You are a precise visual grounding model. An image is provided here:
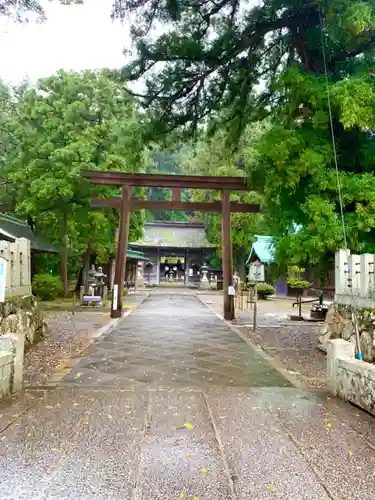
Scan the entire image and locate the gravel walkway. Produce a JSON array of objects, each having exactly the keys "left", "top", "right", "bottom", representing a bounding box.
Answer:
[
  {"left": 197, "top": 292, "right": 326, "bottom": 388},
  {"left": 23, "top": 291, "right": 149, "bottom": 387},
  {"left": 244, "top": 324, "right": 326, "bottom": 388},
  {"left": 23, "top": 311, "right": 110, "bottom": 387}
]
